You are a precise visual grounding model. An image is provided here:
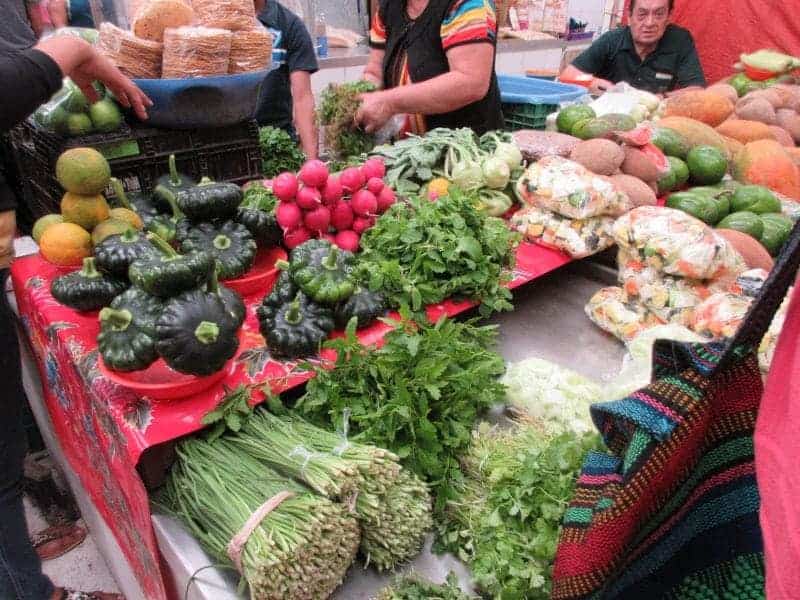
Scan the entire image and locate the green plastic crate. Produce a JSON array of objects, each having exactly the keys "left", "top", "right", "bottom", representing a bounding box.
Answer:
[{"left": 502, "top": 102, "right": 558, "bottom": 131}]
